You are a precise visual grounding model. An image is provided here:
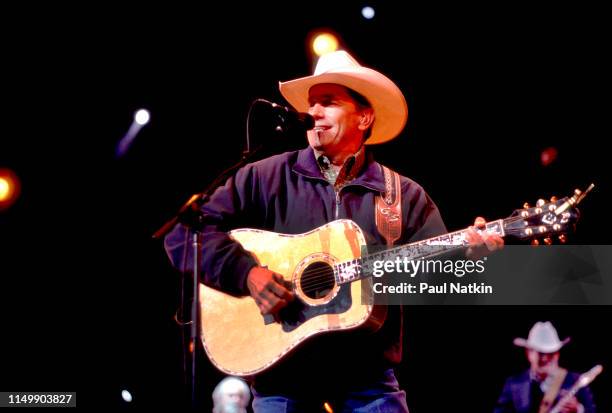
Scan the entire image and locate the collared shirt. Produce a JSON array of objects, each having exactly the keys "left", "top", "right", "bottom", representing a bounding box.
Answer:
[{"left": 314, "top": 145, "right": 366, "bottom": 190}]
